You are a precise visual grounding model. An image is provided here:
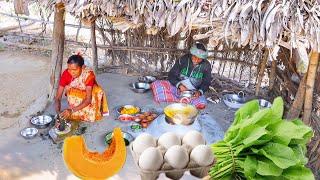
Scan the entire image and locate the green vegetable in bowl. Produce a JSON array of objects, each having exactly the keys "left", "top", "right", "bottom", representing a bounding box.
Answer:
[{"left": 209, "top": 97, "right": 314, "bottom": 180}]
